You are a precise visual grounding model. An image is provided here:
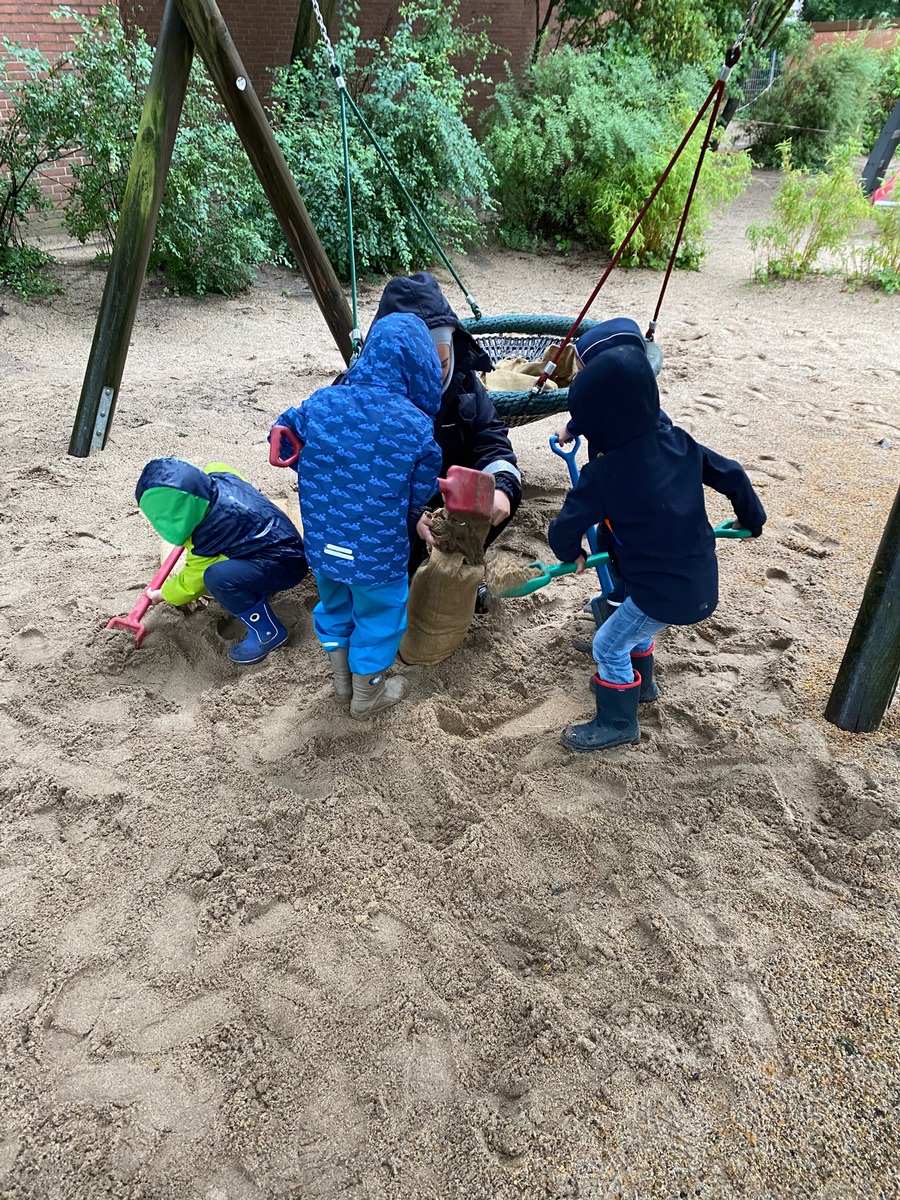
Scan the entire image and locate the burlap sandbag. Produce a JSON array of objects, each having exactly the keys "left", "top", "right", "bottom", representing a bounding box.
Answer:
[
  {"left": 485, "top": 368, "right": 558, "bottom": 393},
  {"left": 485, "top": 343, "right": 580, "bottom": 390},
  {"left": 400, "top": 510, "right": 489, "bottom": 666}
]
